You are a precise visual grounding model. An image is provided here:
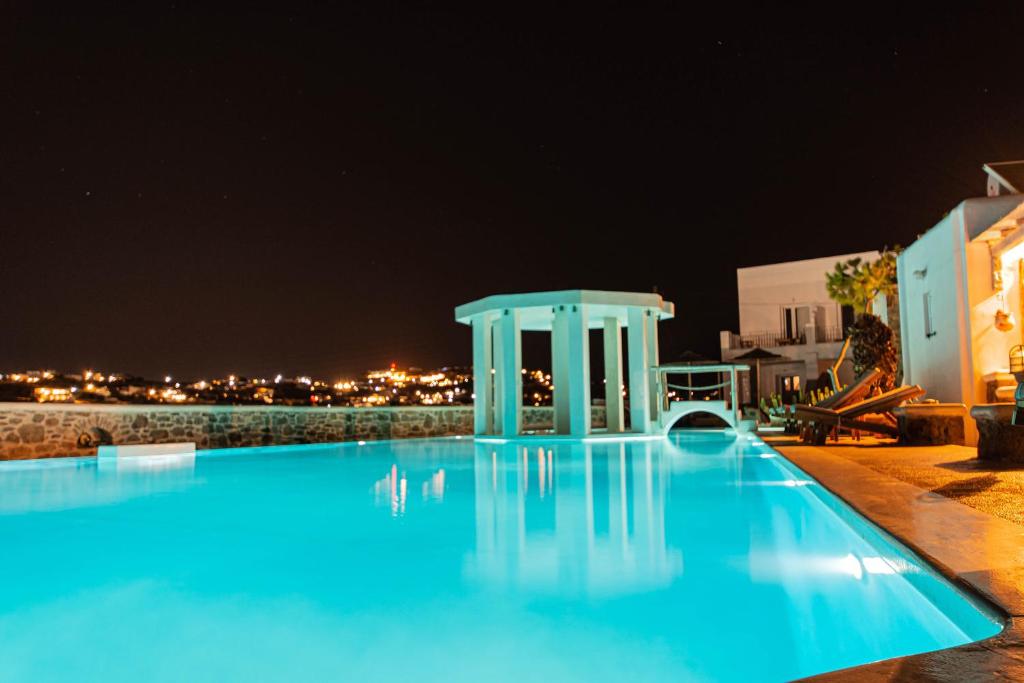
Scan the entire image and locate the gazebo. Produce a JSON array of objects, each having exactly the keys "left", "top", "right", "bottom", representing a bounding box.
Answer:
[{"left": 455, "top": 290, "right": 675, "bottom": 437}]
